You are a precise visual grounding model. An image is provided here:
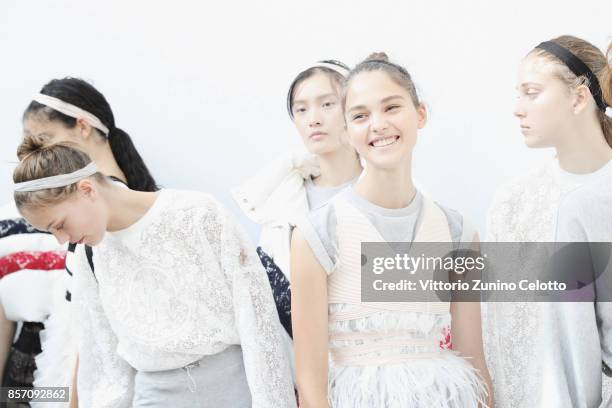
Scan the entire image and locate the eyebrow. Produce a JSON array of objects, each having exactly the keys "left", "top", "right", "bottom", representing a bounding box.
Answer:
[
  {"left": 518, "top": 82, "right": 542, "bottom": 89},
  {"left": 293, "top": 93, "right": 338, "bottom": 106},
  {"left": 347, "top": 94, "right": 405, "bottom": 113}
]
